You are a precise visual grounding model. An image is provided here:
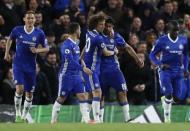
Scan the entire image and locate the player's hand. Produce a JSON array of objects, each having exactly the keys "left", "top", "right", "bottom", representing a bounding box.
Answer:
[
  {"left": 114, "top": 47, "right": 118, "bottom": 55},
  {"left": 186, "top": 98, "right": 190, "bottom": 104},
  {"left": 137, "top": 59, "right": 144, "bottom": 68},
  {"left": 4, "top": 53, "right": 11, "bottom": 61},
  {"left": 184, "top": 71, "right": 190, "bottom": 78},
  {"left": 160, "top": 64, "right": 170, "bottom": 70},
  {"left": 139, "top": 84, "right": 145, "bottom": 91},
  {"left": 109, "top": 29, "right": 114, "bottom": 38},
  {"left": 83, "top": 66, "right": 93, "bottom": 75},
  {"left": 89, "top": 6, "right": 96, "bottom": 12},
  {"left": 30, "top": 47, "right": 37, "bottom": 53}
]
